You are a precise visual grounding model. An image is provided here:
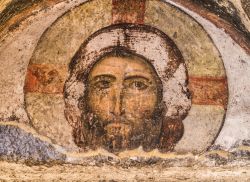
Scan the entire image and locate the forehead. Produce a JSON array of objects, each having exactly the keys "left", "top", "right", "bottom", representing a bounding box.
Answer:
[{"left": 88, "top": 56, "right": 156, "bottom": 78}]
